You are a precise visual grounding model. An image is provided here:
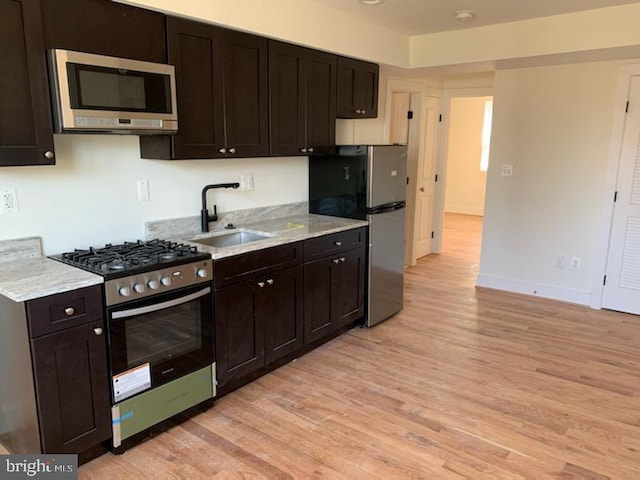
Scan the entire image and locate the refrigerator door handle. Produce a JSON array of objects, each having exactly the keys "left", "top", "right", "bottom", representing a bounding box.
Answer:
[{"left": 366, "top": 201, "right": 406, "bottom": 214}]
